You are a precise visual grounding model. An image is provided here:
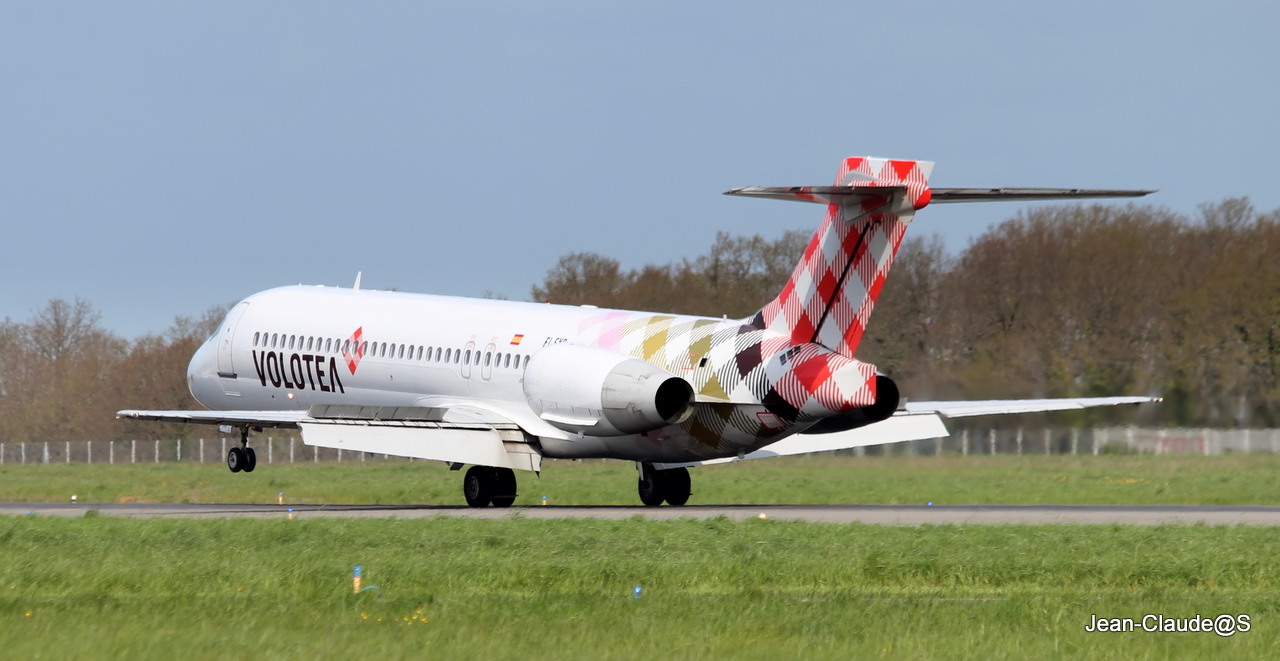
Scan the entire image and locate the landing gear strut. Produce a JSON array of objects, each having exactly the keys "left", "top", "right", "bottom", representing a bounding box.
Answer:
[
  {"left": 463, "top": 466, "right": 518, "bottom": 508},
  {"left": 227, "top": 428, "right": 257, "bottom": 474},
  {"left": 637, "top": 464, "right": 690, "bottom": 507}
]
